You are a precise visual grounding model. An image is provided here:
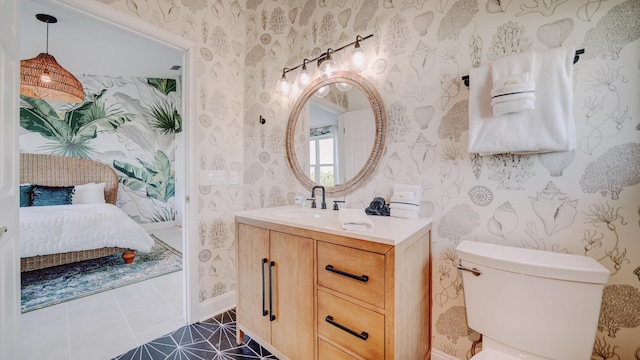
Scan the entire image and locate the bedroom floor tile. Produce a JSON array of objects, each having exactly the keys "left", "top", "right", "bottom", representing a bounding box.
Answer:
[
  {"left": 21, "top": 272, "right": 184, "bottom": 360},
  {"left": 149, "top": 270, "right": 183, "bottom": 314},
  {"left": 67, "top": 292, "right": 137, "bottom": 360},
  {"left": 20, "top": 302, "right": 70, "bottom": 360},
  {"left": 113, "top": 280, "right": 186, "bottom": 345}
]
